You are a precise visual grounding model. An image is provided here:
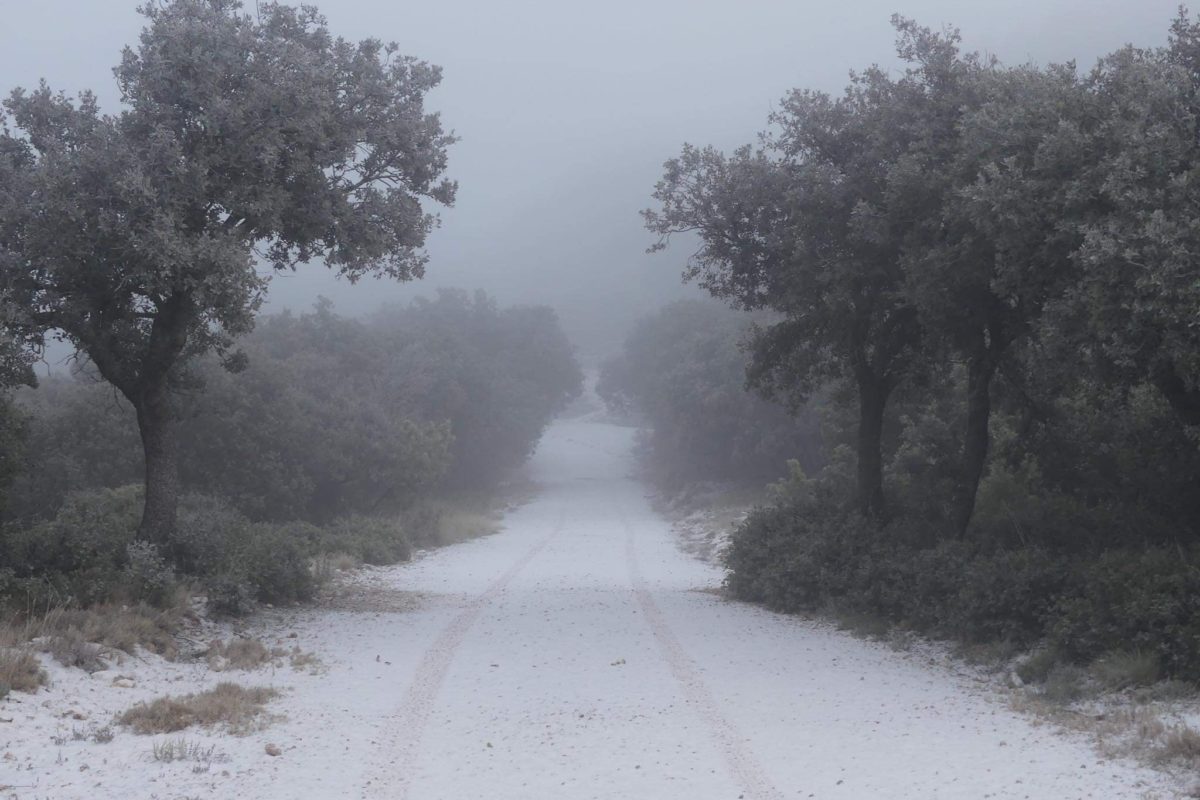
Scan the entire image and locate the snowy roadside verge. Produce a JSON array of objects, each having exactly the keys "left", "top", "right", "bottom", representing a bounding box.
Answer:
[
  {"left": 658, "top": 487, "right": 1200, "bottom": 795},
  {"left": 0, "top": 491, "right": 523, "bottom": 800}
]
